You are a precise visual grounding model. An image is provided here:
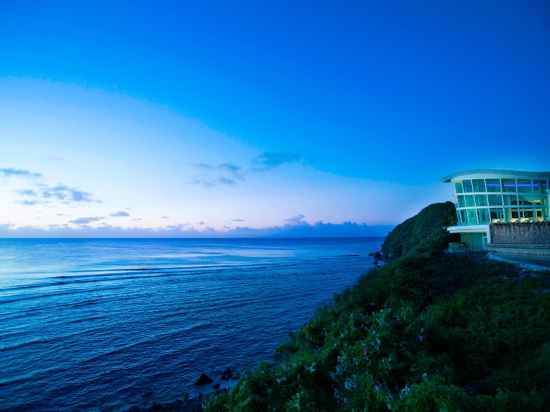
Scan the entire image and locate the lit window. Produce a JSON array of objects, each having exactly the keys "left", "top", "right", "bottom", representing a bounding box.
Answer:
[
  {"left": 490, "top": 208, "right": 504, "bottom": 222},
  {"left": 517, "top": 194, "right": 545, "bottom": 206}
]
